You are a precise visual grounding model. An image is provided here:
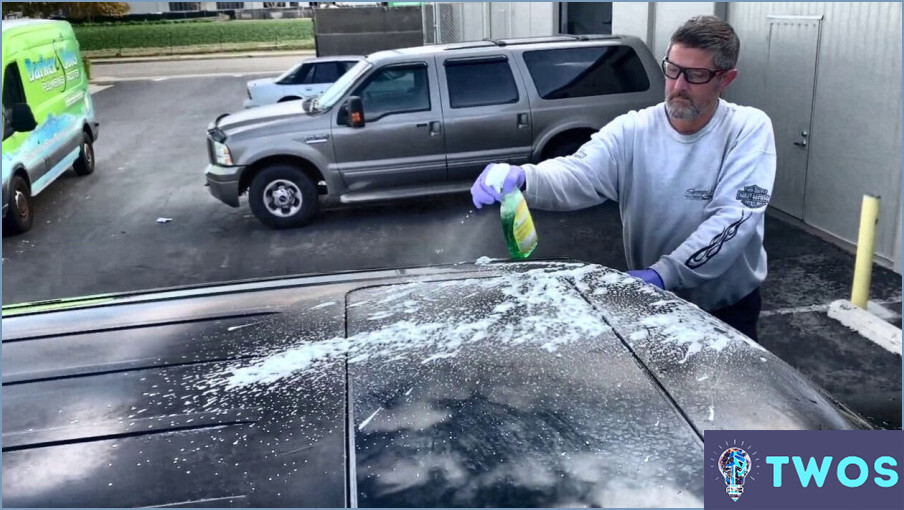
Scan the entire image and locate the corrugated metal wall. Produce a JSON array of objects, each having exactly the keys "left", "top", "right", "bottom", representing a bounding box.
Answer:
[
  {"left": 651, "top": 2, "right": 723, "bottom": 57},
  {"left": 490, "top": 2, "right": 556, "bottom": 38},
  {"left": 126, "top": 2, "right": 172, "bottom": 14},
  {"left": 427, "top": 2, "right": 555, "bottom": 44},
  {"left": 725, "top": 2, "right": 902, "bottom": 264}
]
